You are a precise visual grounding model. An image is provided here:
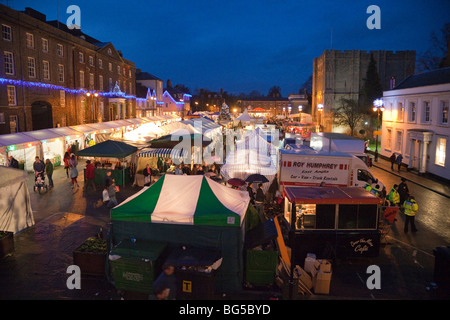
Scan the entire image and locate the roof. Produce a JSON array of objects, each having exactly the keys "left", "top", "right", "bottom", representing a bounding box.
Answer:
[
  {"left": 393, "top": 67, "right": 450, "bottom": 90},
  {"left": 284, "top": 186, "right": 382, "bottom": 205},
  {"left": 136, "top": 71, "right": 162, "bottom": 81},
  {"left": 76, "top": 140, "right": 137, "bottom": 158},
  {"left": 312, "top": 132, "right": 363, "bottom": 140}
]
